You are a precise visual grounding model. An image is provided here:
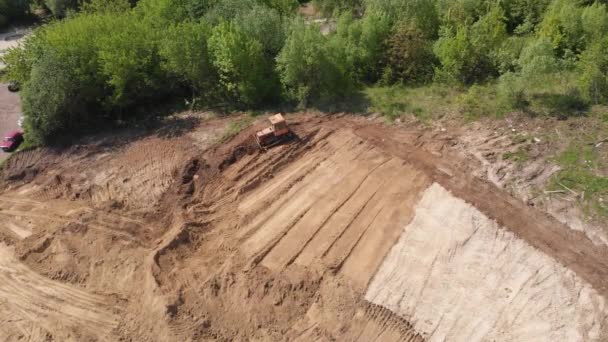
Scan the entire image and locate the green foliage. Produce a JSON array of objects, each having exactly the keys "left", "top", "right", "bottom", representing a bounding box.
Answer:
[
  {"left": 328, "top": 10, "right": 391, "bottom": 83},
  {"left": 434, "top": 4, "right": 507, "bottom": 84},
  {"left": 97, "top": 14, "right": 166, "bottom": 108},
  {"left": 45, "top": 0, "right": 78, "bottom": 17},
  {"left": 551, "top": 142, "right": 608, "bottom": 217},
  {"left": 208, "top": 21, "right": 276, "bottom": 106},
  {"left": 578, "top": 36, "right": 608, "bottom": 104},
  {"left": 235, "top": 4, "right": 286, "bottom": 56},
  {"left": 517, "top": 38, "right": 560, "bottom": 77},
  {"left": 382, "top": 21, "right": 436, "bottom": 84},
  {"left": 365, "top": 0, "right": 440, "bottom": 38},
  {"left": 497, "top": 72, "right": 527, "bottom": 110},
  {"left": 501, "top": 0, "right": 551, "bottom": 34},
  {"left": 313, "top": 0, "right": 362, "bottom": 16},
  {"left": 277, "top": 19, "right": 353, "bottom": 107},
  {"left": 21, "top": 51, "right": 96, "bottom": 144},
  {"left": 159, "top": 21, "right": 215, "bottom": 94},
  {"left": 538, "top": 0, "right": 584, "bottom": 55}
]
